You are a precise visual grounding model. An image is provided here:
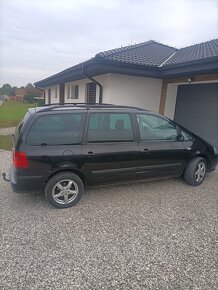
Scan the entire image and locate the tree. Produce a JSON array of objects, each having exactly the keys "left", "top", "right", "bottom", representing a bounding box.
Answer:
[
  {"left": 0, "top": 83, "right": 13, "bottom": 96},
  {"left": 11, "top": 86, "right": 18, "bottom": 95},
  {"left": 25, "top": 83, "right": 34, "bottom": 89}
]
